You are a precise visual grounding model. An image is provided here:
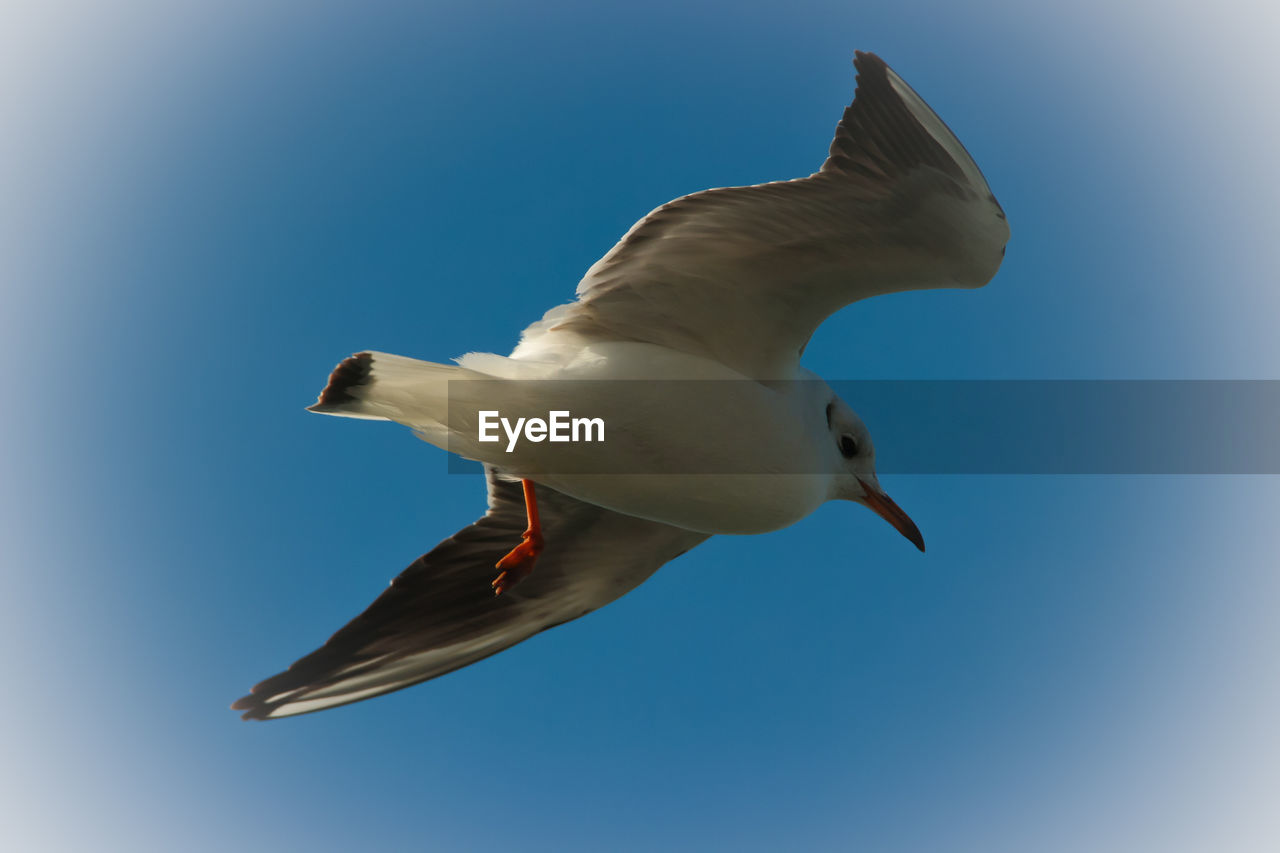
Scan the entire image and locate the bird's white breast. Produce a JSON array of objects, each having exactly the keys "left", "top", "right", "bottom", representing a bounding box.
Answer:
[{"left": 446, "top": 342, "right": 836, "bottom": 534}]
